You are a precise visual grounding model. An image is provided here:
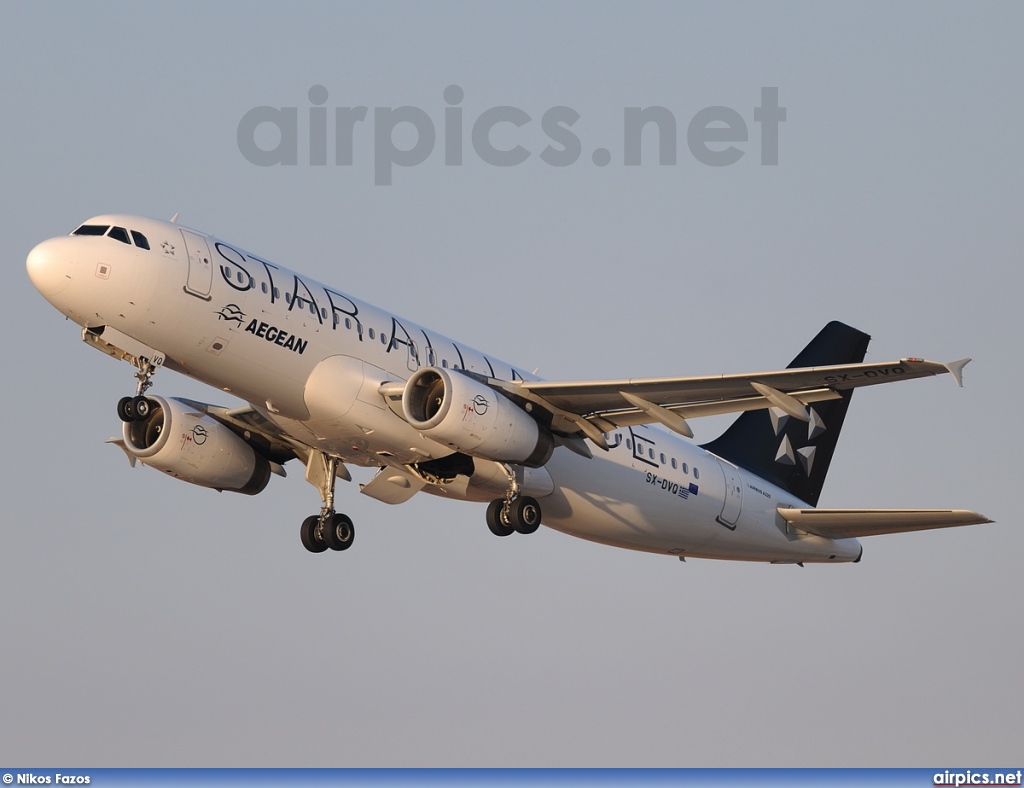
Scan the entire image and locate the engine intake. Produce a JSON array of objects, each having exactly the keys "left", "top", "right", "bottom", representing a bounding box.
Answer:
[
  {"left": 402, "top": 367, "right": 553, "bottom": 467},
  {"left": 122, "top": 396, "right": 271, "bottom": 495}
]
